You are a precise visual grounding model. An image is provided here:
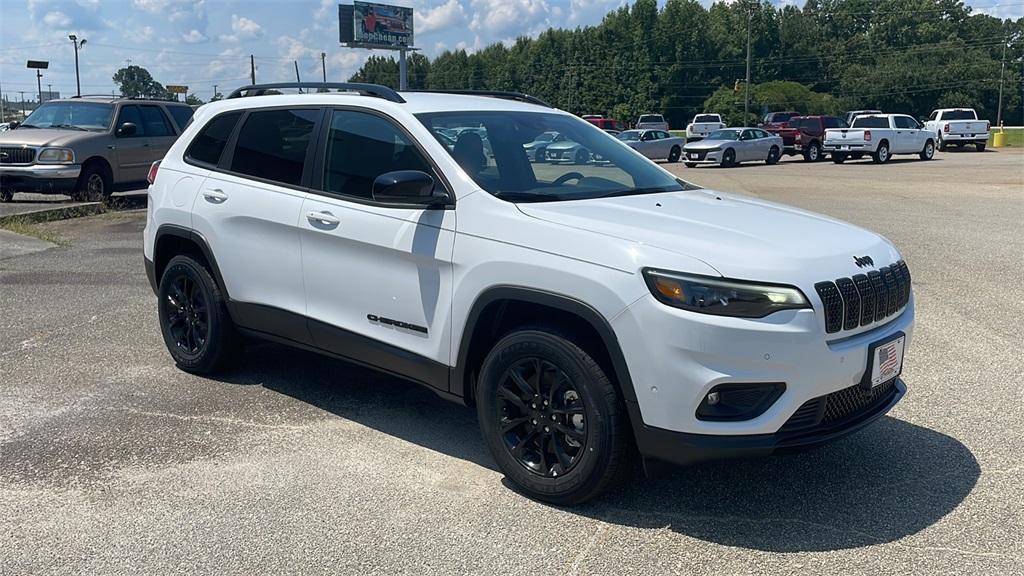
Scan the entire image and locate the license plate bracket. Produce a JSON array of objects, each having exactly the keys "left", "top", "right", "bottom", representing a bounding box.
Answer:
[{"left": 860, "top": 331, "right": 906, "bottom": 390}]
